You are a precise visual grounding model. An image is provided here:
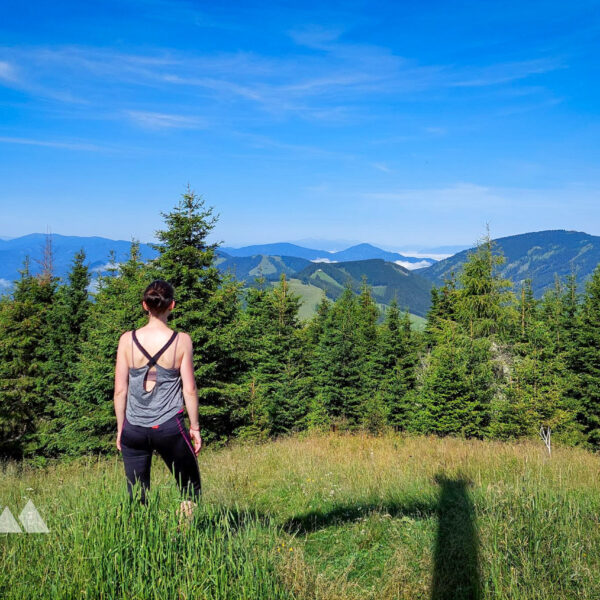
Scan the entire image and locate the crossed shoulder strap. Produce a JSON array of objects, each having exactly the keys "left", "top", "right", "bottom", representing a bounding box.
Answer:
[{"left": 132, "top": 329, "right": 178, "bottom": 368}]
